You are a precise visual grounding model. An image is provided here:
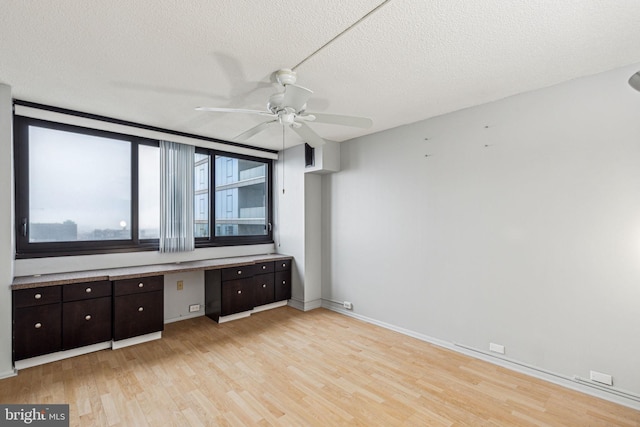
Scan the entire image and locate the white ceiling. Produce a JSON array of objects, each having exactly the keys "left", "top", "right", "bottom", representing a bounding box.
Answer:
[{"left": 2, "top": 1, "right": 640, "bottom": 151}]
